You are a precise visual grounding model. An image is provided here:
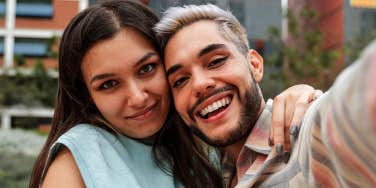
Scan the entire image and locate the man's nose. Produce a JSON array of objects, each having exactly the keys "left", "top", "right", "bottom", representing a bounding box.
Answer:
[{"left": 192, "top": 70, "right": 216, "bottom": 98}]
